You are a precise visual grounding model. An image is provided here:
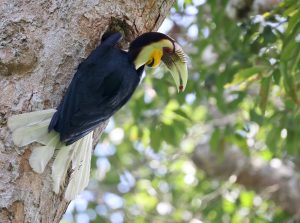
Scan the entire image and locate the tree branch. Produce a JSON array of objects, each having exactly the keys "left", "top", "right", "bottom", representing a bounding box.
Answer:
[{"left": 192, "top": 143, "right": 300, "bottom": 220}]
